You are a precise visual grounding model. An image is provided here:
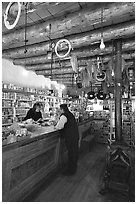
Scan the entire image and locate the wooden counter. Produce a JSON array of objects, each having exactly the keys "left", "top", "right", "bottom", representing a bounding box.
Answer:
[{"left": 2, "top": 118, "right": 94, "bottom": 202}]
